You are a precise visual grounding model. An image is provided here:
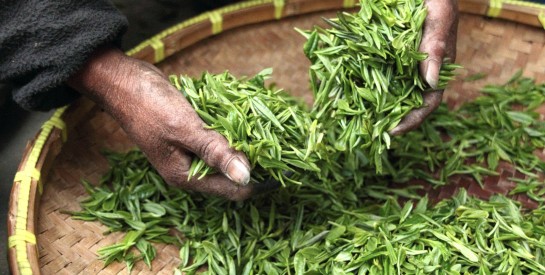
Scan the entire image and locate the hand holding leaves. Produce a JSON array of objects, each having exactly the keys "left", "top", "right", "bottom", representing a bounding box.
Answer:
[
  {"left": 300, "top": 0, "right": 460, "bottom": 173},
  {"left": 68, "top": 45, "right": 256, "bottom": 201},
  {"left": 390, "top": 0, "right": 459, "bottom": 135}
]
